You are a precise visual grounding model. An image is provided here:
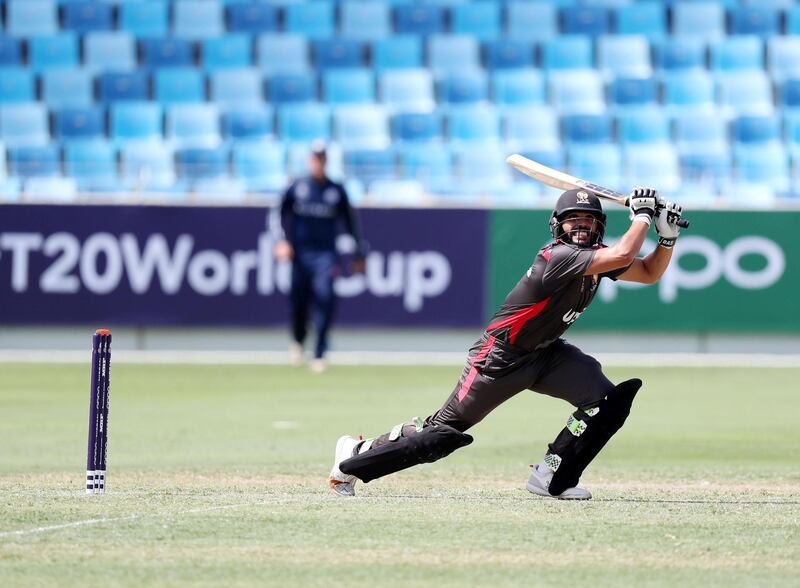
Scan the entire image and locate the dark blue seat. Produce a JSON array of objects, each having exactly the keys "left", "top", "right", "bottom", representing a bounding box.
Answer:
[
  {"left": 562, "top": 114, "right": 613, "bottom": 144},
  {"left": 609, "top": 78, "right": 658, "bottom": 107},
  {"left": 267, "top": 73, "right": 316, "bottom": 104},
  {"left": 395, "top": 4, "right": 444, "bottom": 36},
  {"left": 9, "top": 146, "right": 60, "bottom": 178},
  {"left": 484, "top": 40, "right": 532, "bottom": 70},
  {"left": 176, "top": 147, "right": 229, "bottom": 179},
  {"left": 53, "top": 108, "right": 105, "bottom": 140},
  {"left": 732, "top": 115, "right": 780, "bottom": 144},
  {"left": 561, "top": 6, "right": 610, "bottom": 37},
  {"left": 313, "top": 40, "right": 364, "bottom": 69},
  {"left": 62, "top": 1, "right": 112, "bottom": 33},
  {"left": 98, "top": 72, "right": 150, "bottom": 103},
  {"left": 227, "top": 2, "right": 278, "bottom": 34},
  {"left": 0, "top": 37, "right": 21, "bottom": 65},
  {"left": 680, "top": 152, "right": 731, "bottom": 185},
  {"left": 344, "top": 149, "right": 396, "bottom": 184},
  {"left": 730, "top": 6, "right": 779, "bottom": 37},
  {"left": 391, "top": 112, "right": 441, "bottom": 142},
  {"left": 438, "top": 73, "right": 488, "bottom": 104},
  {"left": 140, "top": 38, "right": 195, "bottom": 68},
  {"left": 780, "top": 79, "right": 800, "bottom": 109},
  {"left": 222, "top": 106, "right": 273, "bottom": 140},
  {"left": 654, "top": 39, "right": 705, "bottom": 71}
]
